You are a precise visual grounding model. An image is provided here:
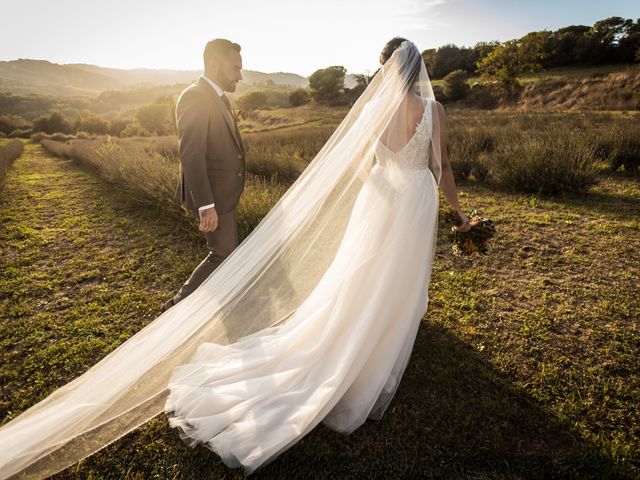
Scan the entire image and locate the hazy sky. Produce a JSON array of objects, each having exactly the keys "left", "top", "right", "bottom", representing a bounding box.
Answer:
[{"left": 1, "top": 0, "right": 637, "bottom": 76}]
